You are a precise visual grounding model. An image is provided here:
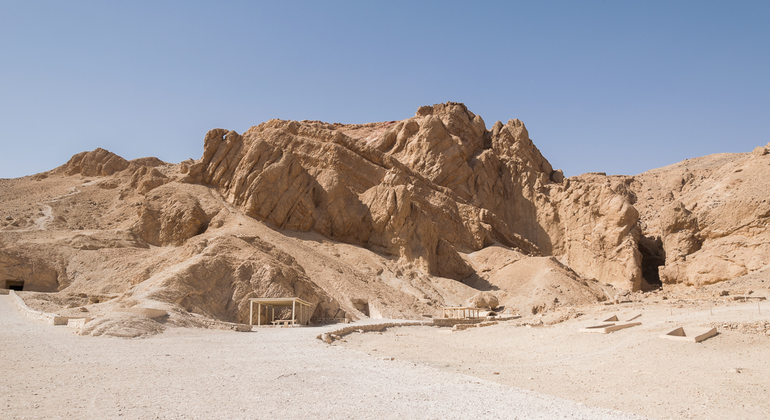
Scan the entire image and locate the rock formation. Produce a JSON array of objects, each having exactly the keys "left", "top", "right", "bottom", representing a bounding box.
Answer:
[
  {"left": 629, "top": 145, "right": 770, "bottom": 287},
  {"left": 3, "top": 102, "right": 767, "bottom": 334},
  {"left": 183, "top": 102, "right": 641, "bottom": 290}
]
